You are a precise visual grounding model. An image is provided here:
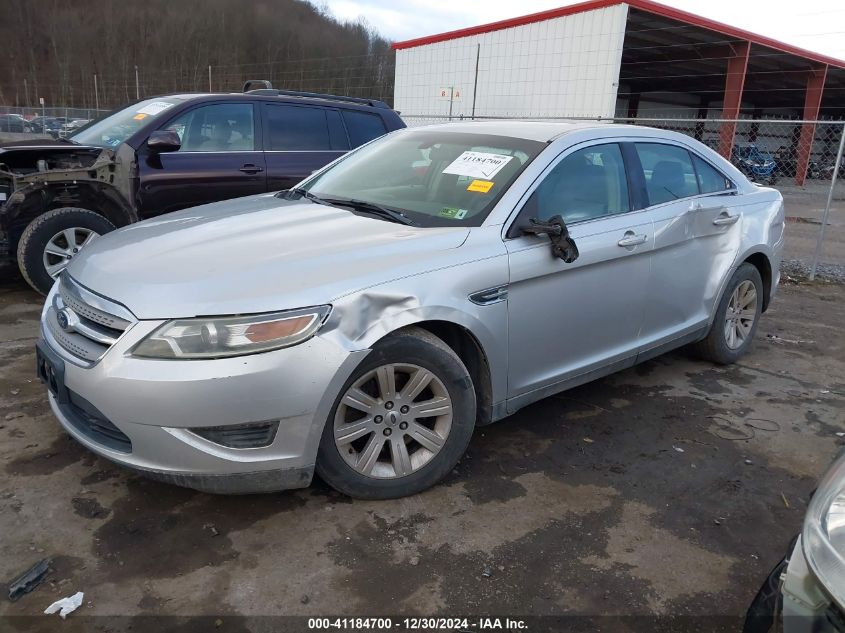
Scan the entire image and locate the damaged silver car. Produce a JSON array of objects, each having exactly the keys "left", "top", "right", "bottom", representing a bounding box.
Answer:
[{"left": 37, "top": 121, "right": 785, "bottom": 498}]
